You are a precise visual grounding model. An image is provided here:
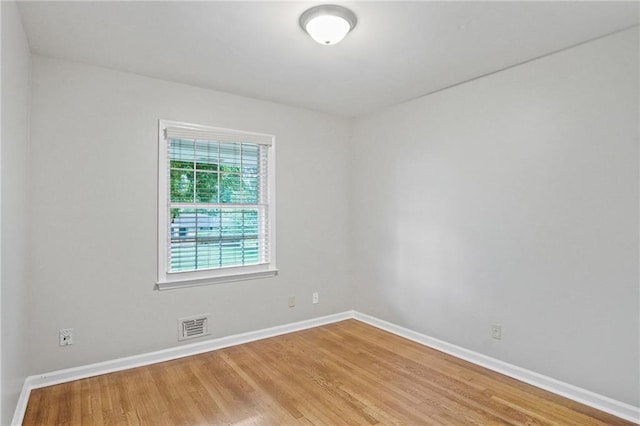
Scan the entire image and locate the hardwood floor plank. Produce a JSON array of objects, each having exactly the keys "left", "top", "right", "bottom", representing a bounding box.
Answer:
[{"left": 23, "top": 320, "right": 634, "bottom": 425}]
